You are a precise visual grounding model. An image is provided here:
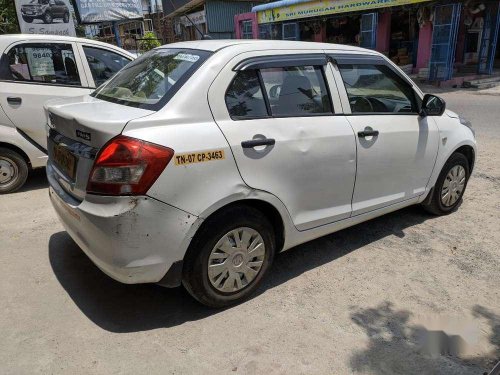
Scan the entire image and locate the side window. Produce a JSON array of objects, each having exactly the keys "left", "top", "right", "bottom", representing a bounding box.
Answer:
[
  {"left": 0, "top": 43, "right": 81, "bottom": 86},
  {"left": 338, "top": 64, "right": 418, "bottom": 114},
  {"left": 225, "top": 70, "right": 268, "bottom": 120},
  {"left": 82, "top": 46, "right": 131, "bottom": 87},
  {"left": 260, "top": 65, "right": 332, "bottom": 116}
]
